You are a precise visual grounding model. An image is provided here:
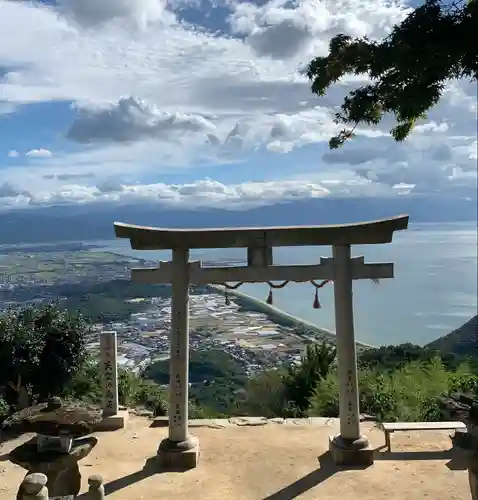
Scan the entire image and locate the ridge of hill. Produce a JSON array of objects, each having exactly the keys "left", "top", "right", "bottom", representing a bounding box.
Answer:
[
  {"left": 1, "top": 196, "right": 476, "bottom": 244},
  {"left": 425, "top": 315, "right": 477, "bottom": 359}
]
